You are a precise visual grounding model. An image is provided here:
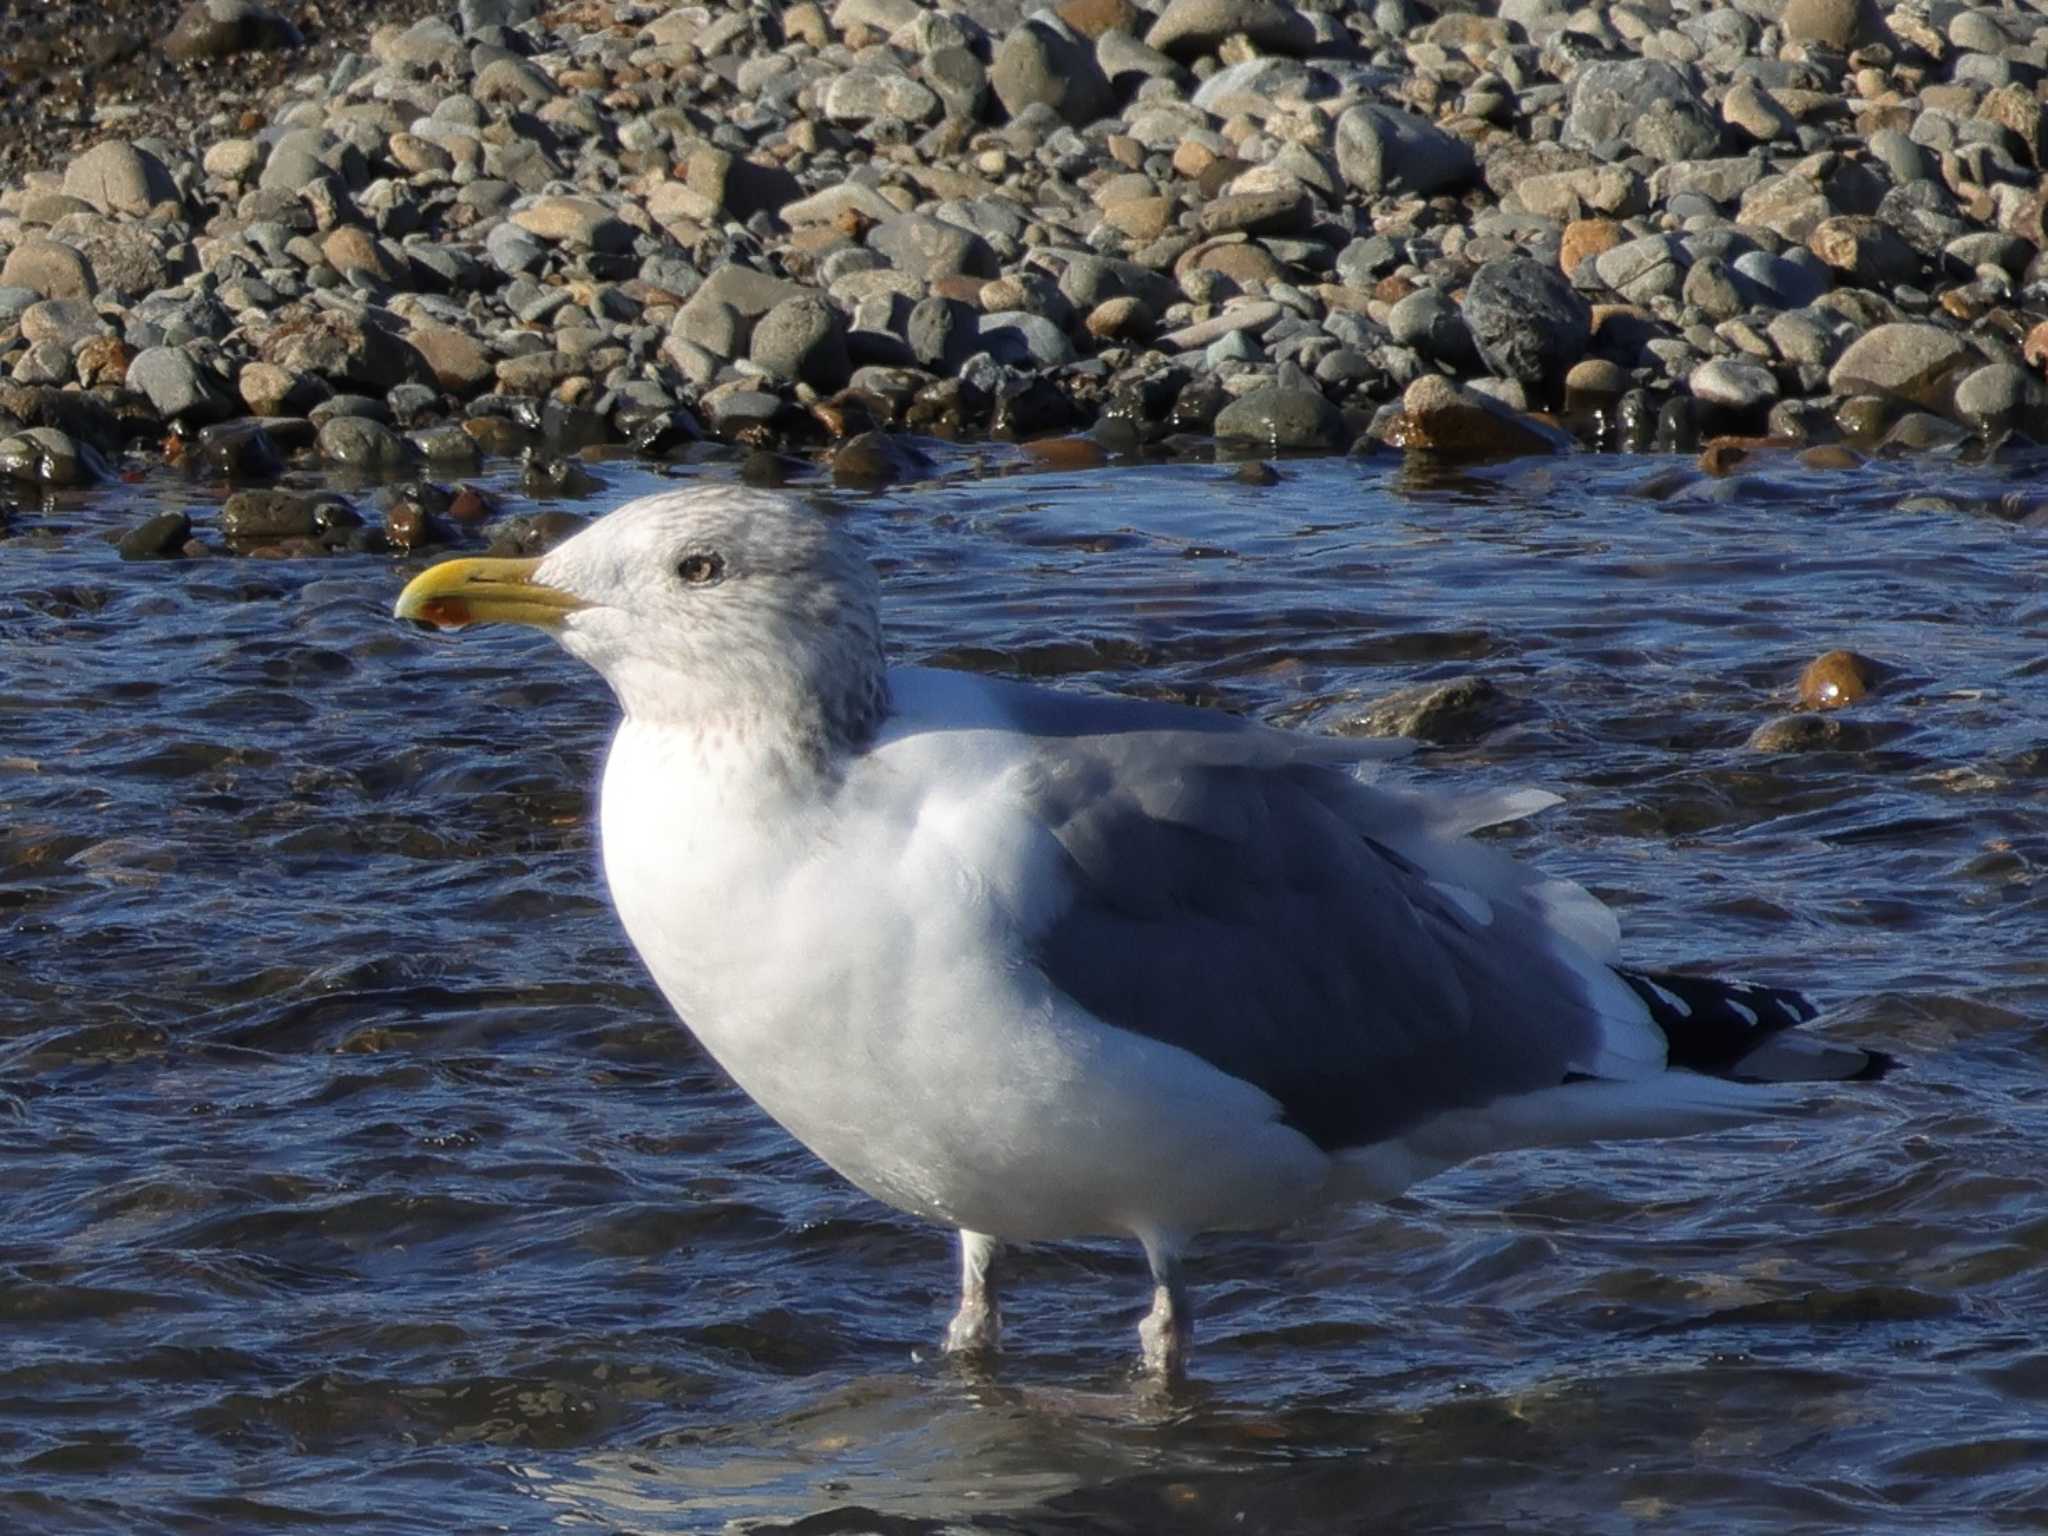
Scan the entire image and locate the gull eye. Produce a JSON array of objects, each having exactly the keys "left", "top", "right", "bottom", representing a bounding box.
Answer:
[{"left": 675, "top": 551, "right": 724, "bottom": 585}]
